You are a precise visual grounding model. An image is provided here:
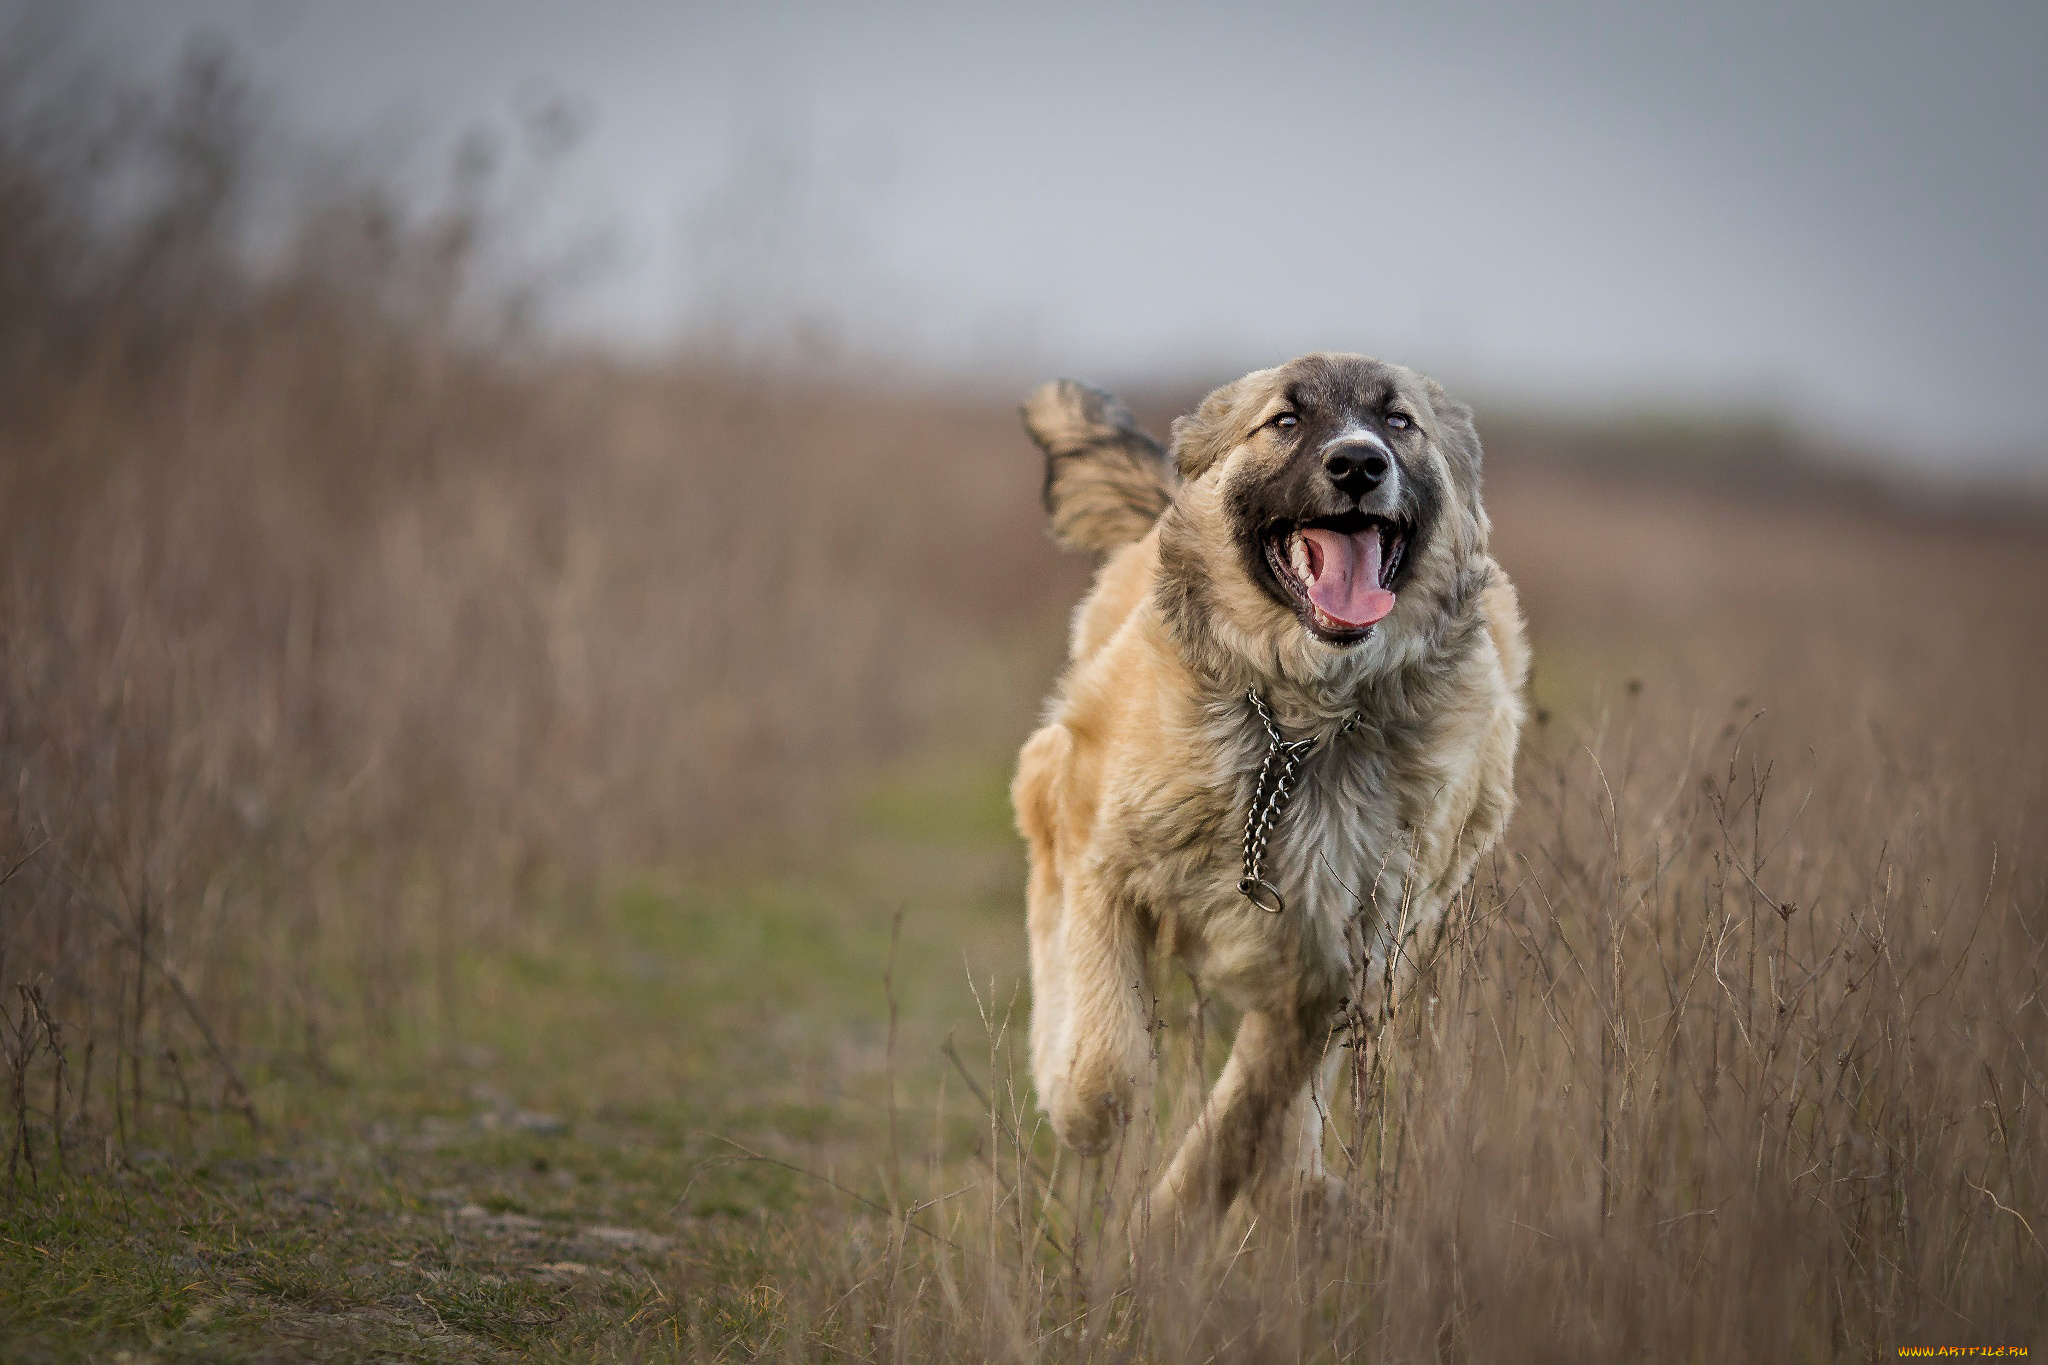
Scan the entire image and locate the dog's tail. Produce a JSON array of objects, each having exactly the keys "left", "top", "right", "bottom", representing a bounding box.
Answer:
[{"left": 1021, "top": 380, "right": 1176, "bottom": 553}]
